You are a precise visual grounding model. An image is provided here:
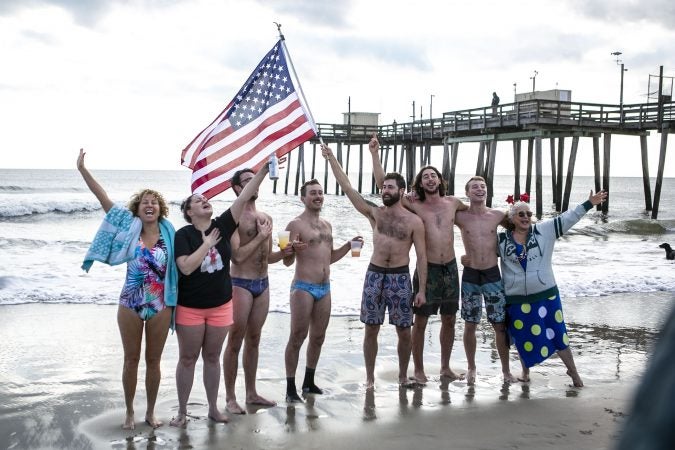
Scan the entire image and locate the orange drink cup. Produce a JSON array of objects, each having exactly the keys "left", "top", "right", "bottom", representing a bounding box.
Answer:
[
  {"left": 278, "top": 231, "right": 290, "bottom": 249},
  {"left": 350, "top": 240, "right": 362, "bottom": 257}
]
